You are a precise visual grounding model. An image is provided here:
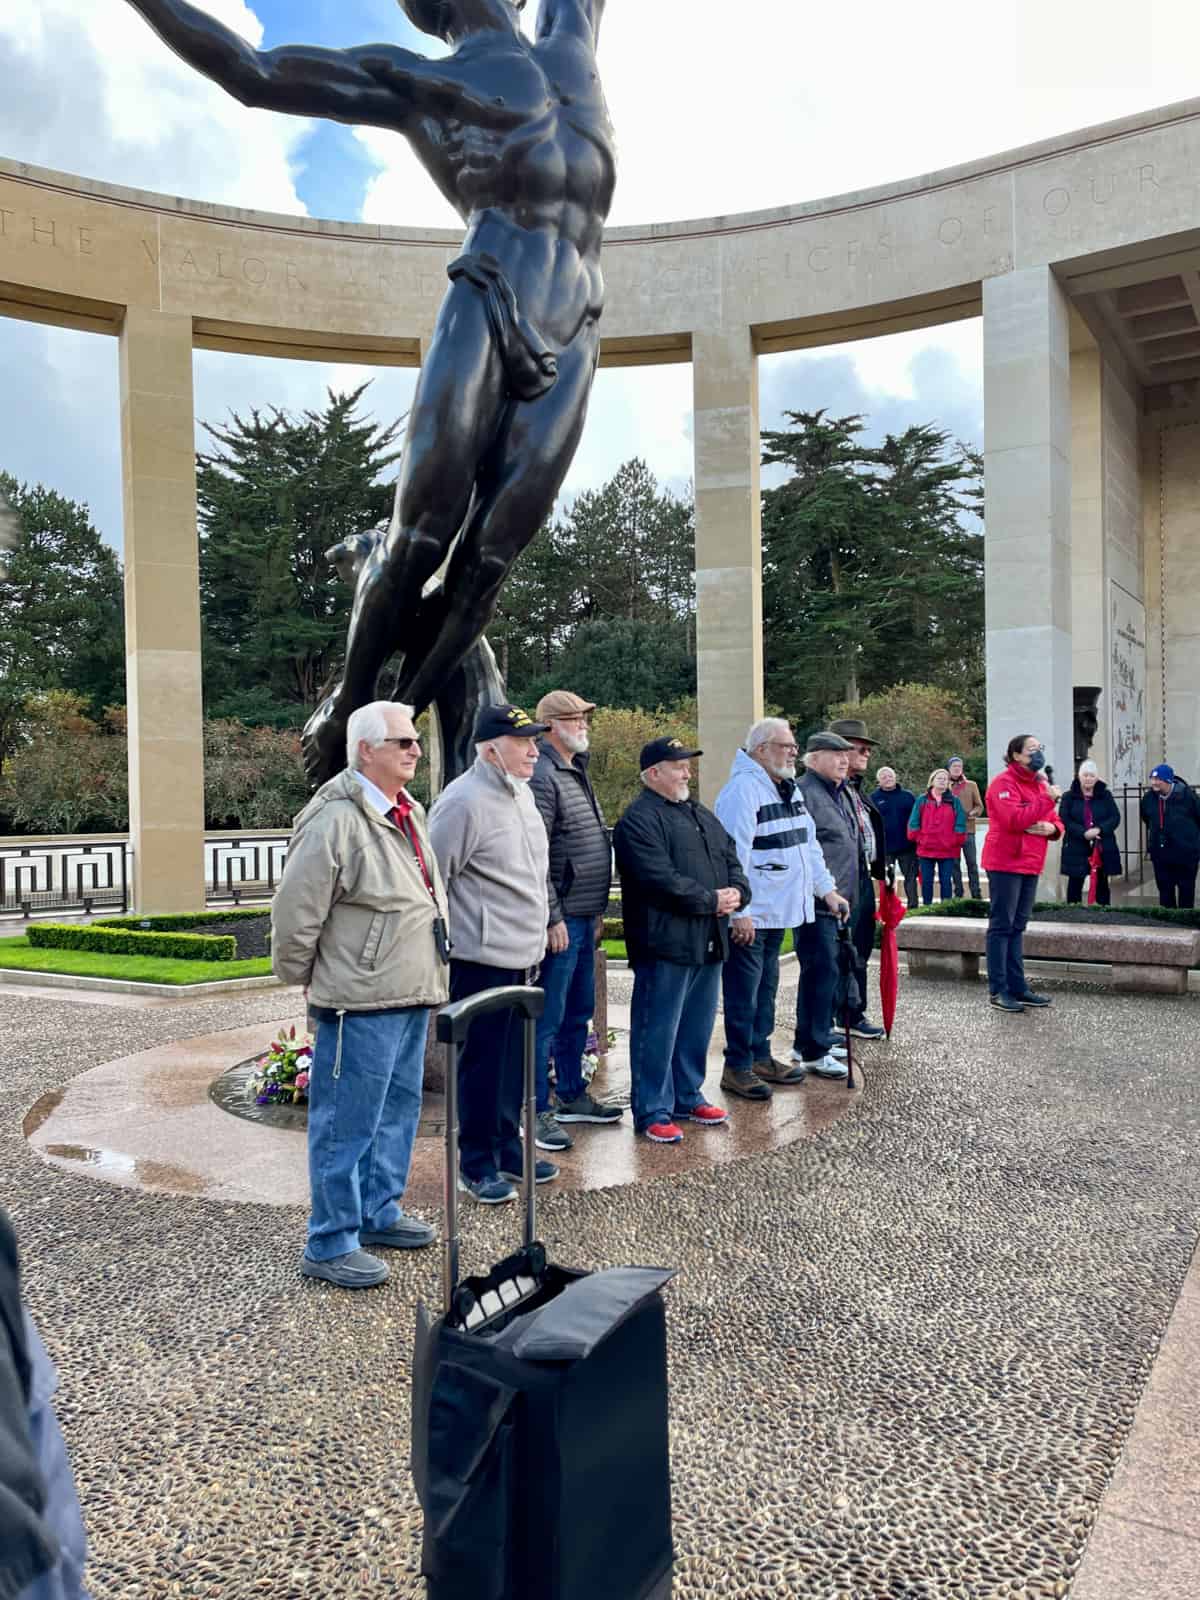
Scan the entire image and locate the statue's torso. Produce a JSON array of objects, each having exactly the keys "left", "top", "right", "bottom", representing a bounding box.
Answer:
[{"left": 401, "top": 33, "right": 616, "bottom": 345}]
